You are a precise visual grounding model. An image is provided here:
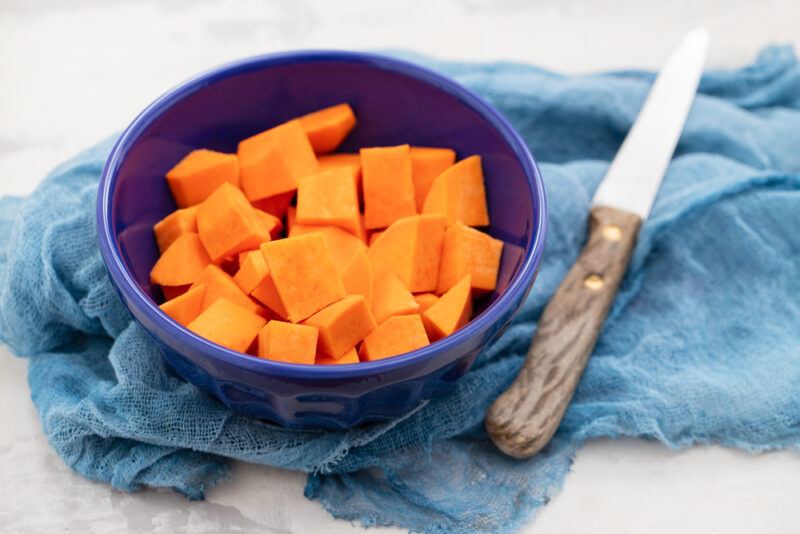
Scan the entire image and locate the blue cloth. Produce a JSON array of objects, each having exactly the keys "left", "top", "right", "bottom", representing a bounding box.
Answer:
[{"left": 2, "top": 47, "right": 800, "bottom": 534}]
